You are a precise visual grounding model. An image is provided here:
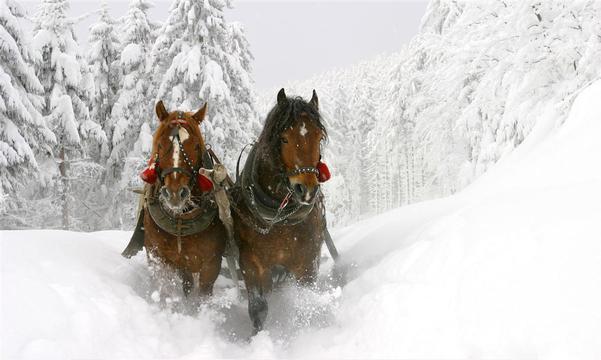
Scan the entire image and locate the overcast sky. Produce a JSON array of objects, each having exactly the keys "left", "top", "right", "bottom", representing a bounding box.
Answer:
[{"left": 22, "top": 0, "right": 428, "bottom": 90}]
